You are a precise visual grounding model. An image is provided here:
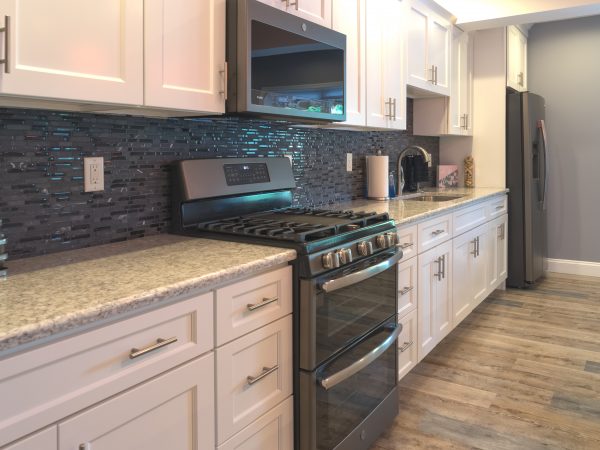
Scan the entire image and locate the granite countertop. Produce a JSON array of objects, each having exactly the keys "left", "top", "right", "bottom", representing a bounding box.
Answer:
[
  {"left": 0, "top": 235, "right": 296, "bottom": 354},
  {"left": 330, "top": 187, "right": 508, "bottom": 225}
]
